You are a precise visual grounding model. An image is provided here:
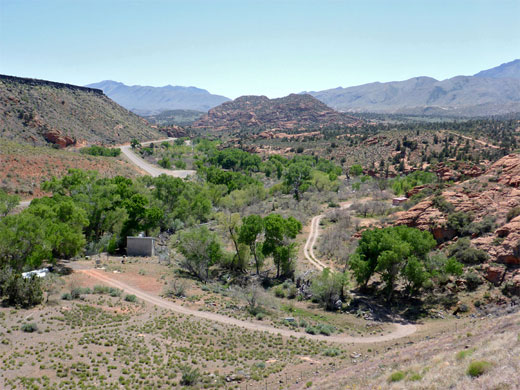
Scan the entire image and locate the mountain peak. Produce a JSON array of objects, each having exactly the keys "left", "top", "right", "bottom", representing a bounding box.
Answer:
[{"left": 473, "top": 59, "right": 520, "bottom": 79}]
